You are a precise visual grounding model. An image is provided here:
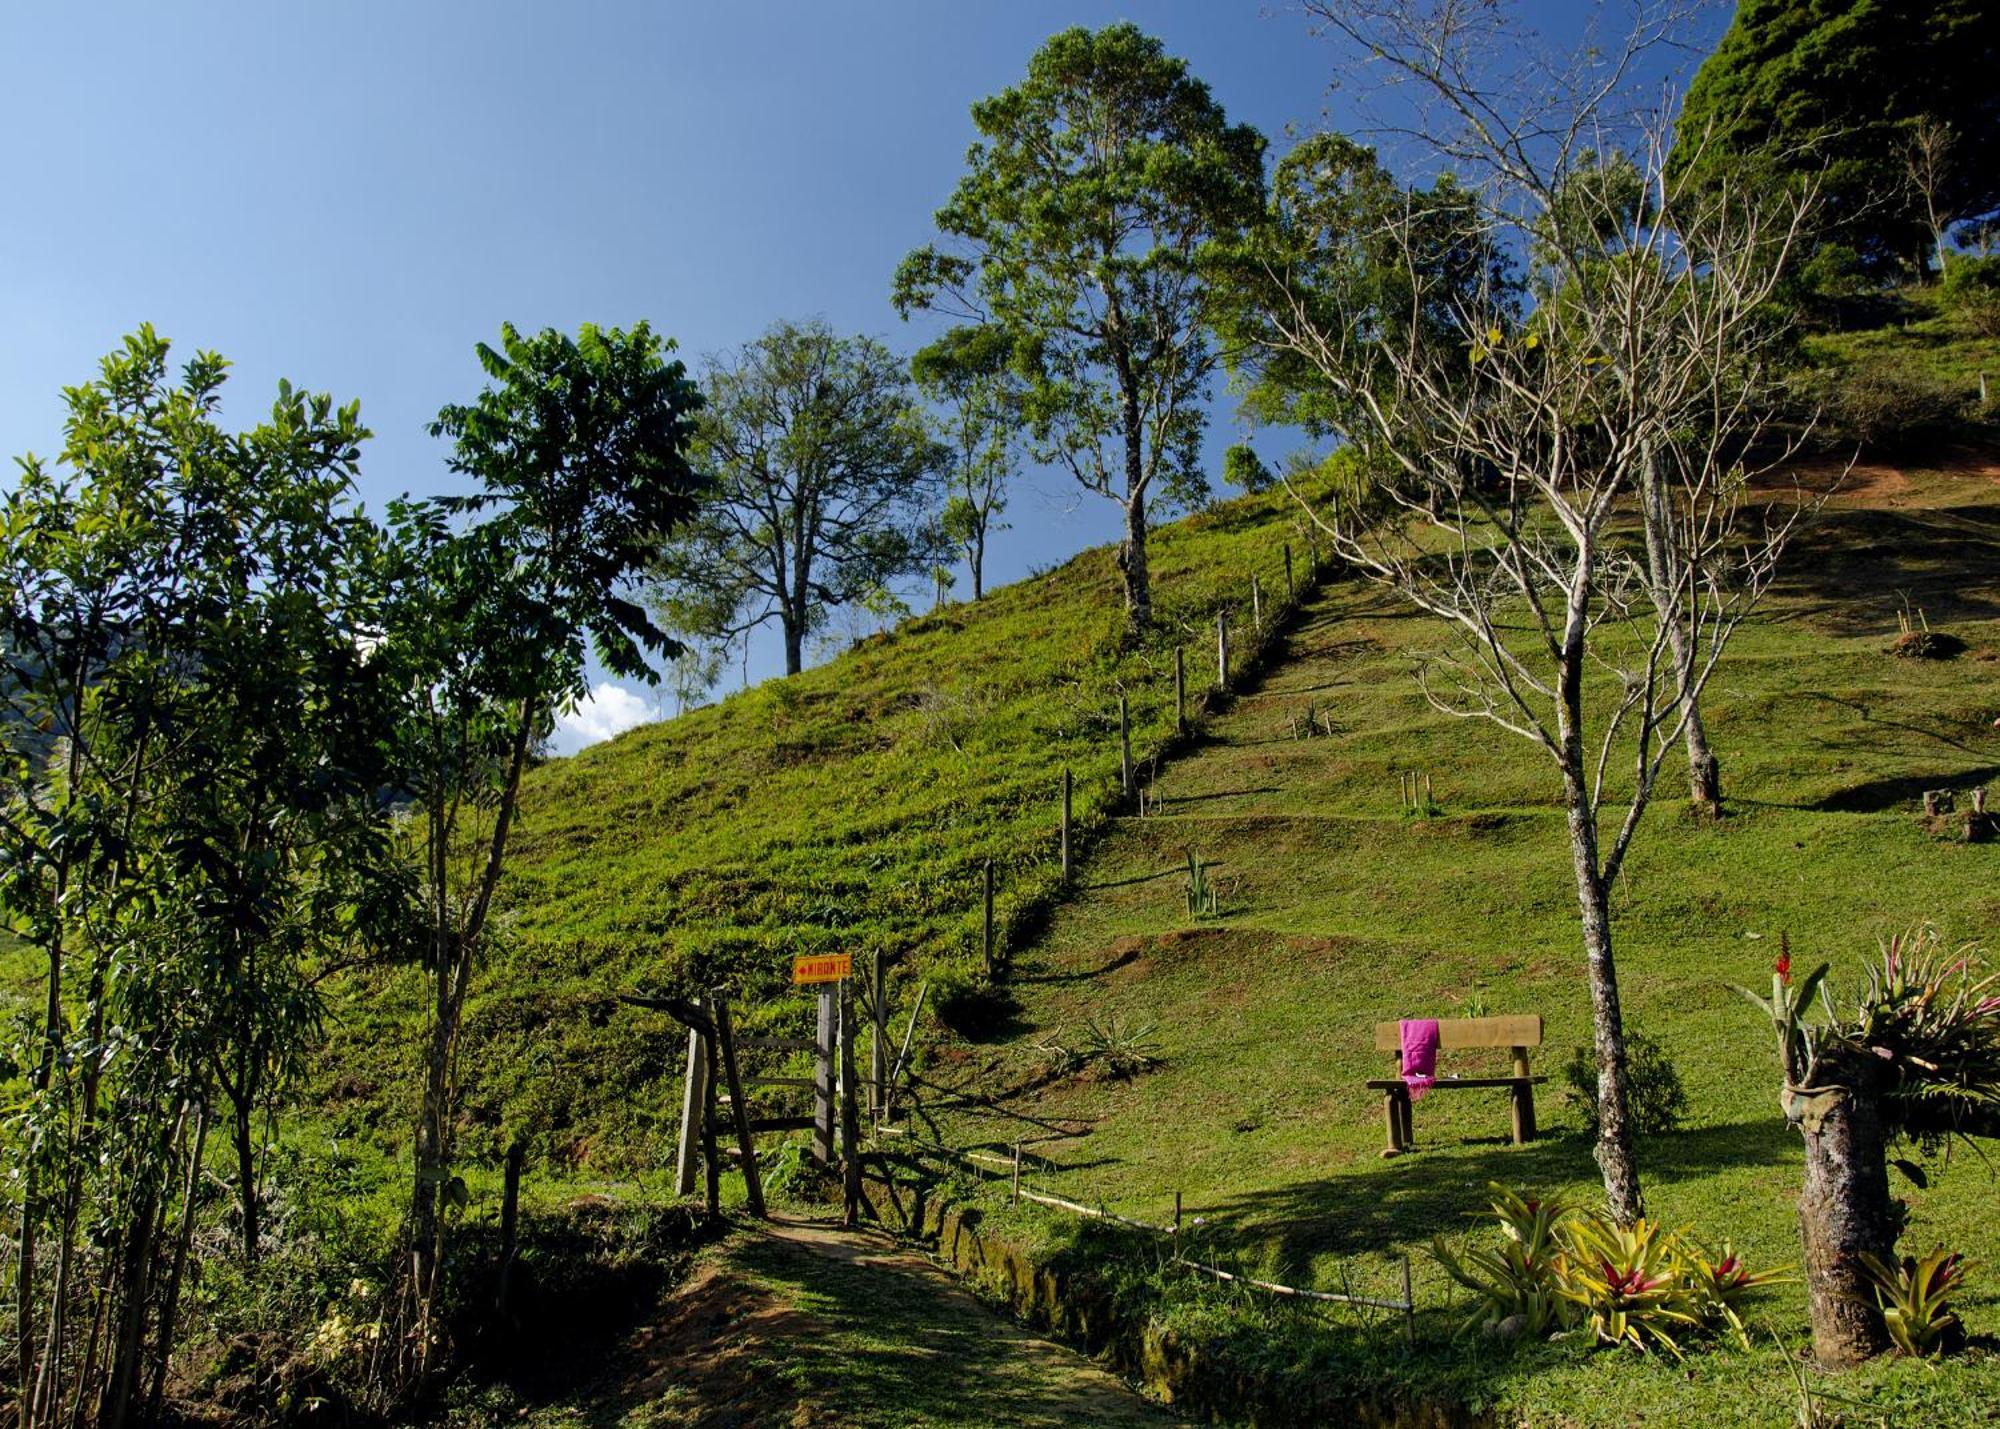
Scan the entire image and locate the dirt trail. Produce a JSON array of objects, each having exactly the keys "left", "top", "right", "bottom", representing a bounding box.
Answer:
[{"left": 532, "top": 1214, "right": 1169, "bottom": 1428}]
